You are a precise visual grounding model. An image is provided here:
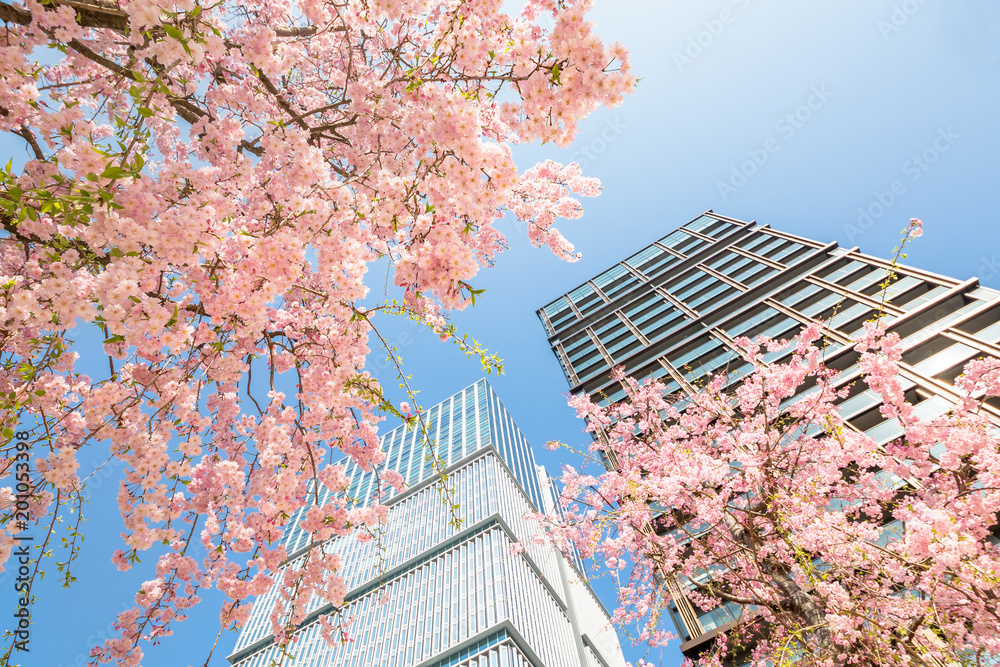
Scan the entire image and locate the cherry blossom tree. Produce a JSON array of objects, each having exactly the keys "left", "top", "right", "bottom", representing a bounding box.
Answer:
[
  {"left": 0, "top": 0, "right": 632, "bottom": 663},
  {"left": 544, "top": 235, "right": 1000, "bottom": 666}
]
